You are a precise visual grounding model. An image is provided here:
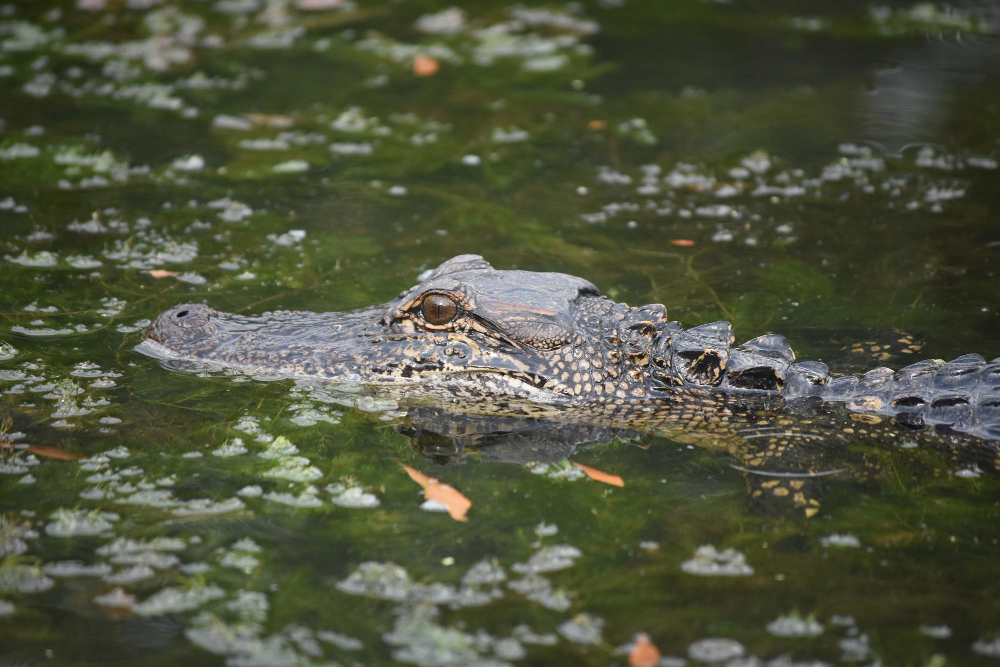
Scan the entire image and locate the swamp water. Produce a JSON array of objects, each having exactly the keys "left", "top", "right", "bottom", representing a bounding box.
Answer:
[{"left": 1, "top": 0, "right": 999, "bottom": 664}]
